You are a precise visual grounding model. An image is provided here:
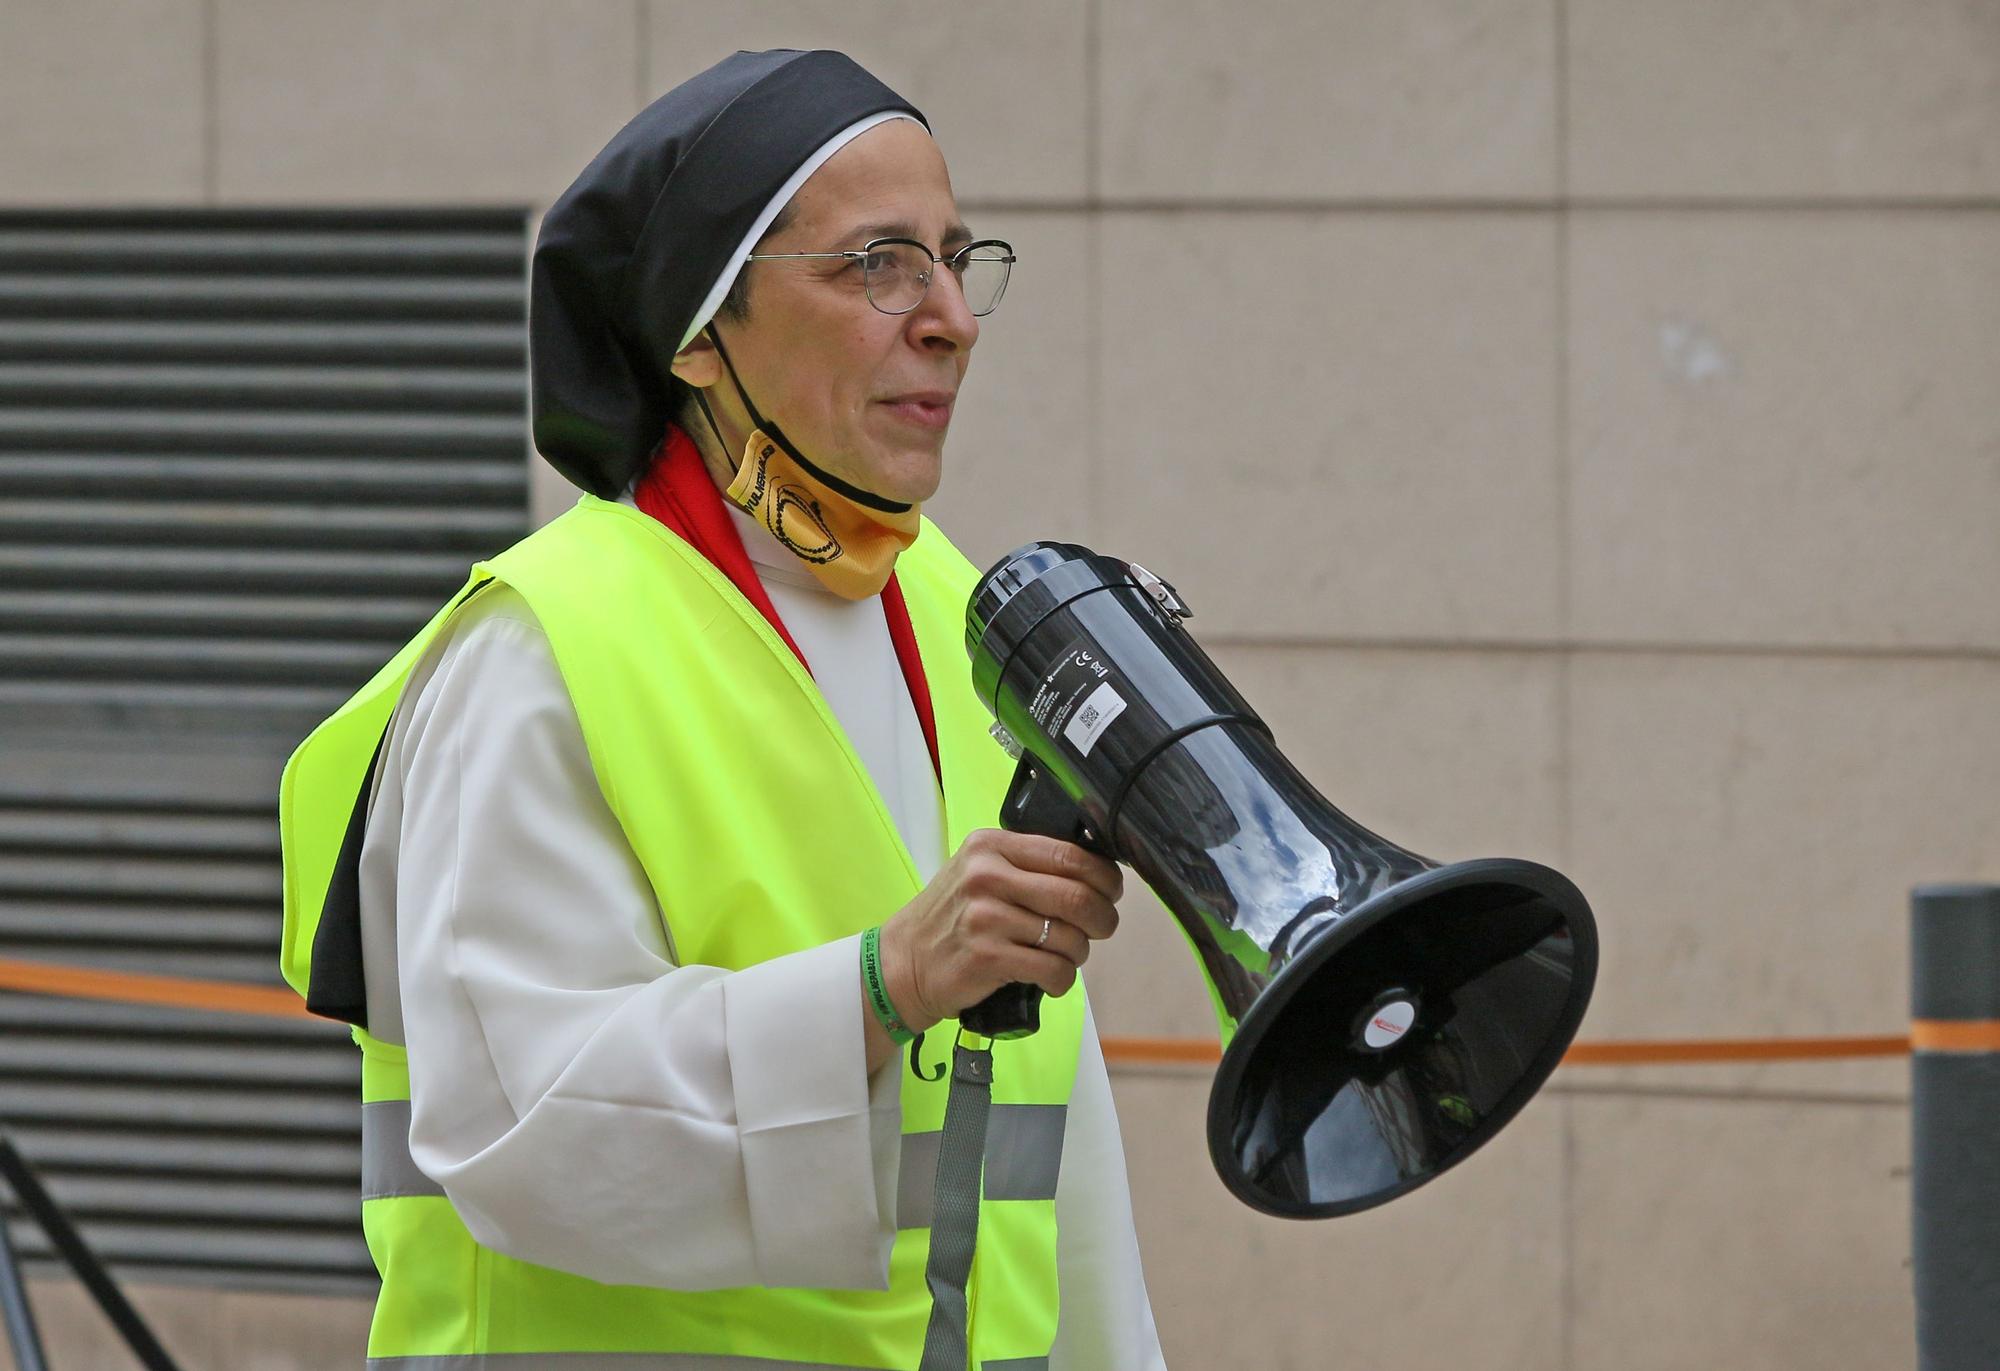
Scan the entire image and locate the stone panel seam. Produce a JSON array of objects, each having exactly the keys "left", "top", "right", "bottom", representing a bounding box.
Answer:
[
  {"left": 1553, "top": 0, "right": 1574, "bottom": 883},
  {"left": 1550, "top": 1085, "right": 1910, "bottom": 1108},
  {"left": 958, "top": 197, "right": 2000, "bottom": 215},
  {"left": 1084, "top": 0, "right": 1100, "bottom": 207},
  {"left": 1559, "top": 1093, "right": 1575, "bottom": 1371},
  {"left": 1083, "top": 0, "right": 1102, "bottom": 538},
  {"left": 1555, "top": 0, "right": 1572, "bottom": 203},
  {"left": 1567, "top": 196, "right": 2000, "bottom": 213},
  {"left": 1189, "top": 636, "right": 2000, "bottom": 662},
  {"left": 1095, "top": 1073, "right": 1913, "bottom": 1107},
  {"left": 967, "top": 199, "right": 1561, "bottom": 215},
  {"left": 1553, "top": 0, "right": 1572, "bottom": 635},
  {"left": 633, "top": 0, "right": 649, "bottom": 111},
  {"left": 201, "top": 0, "right": 218, "bottom": 205}
]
